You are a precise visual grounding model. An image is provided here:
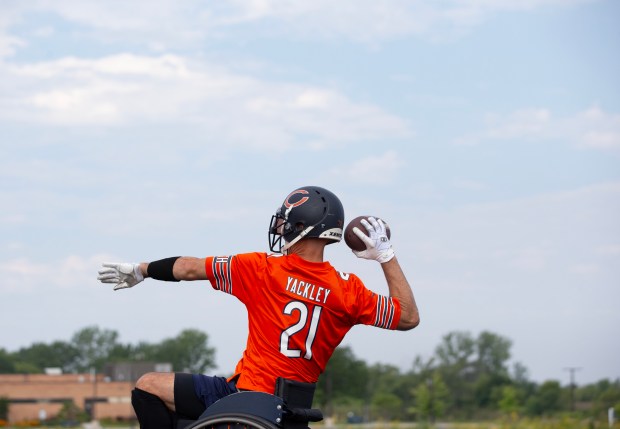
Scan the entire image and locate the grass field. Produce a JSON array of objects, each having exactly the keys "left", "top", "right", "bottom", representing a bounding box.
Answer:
[
  {"left": 313, "top": 419, "right": 619, "bottom": 429},
  {"left": 2, "top": 418, "right": 618, "bottom": 429}
]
